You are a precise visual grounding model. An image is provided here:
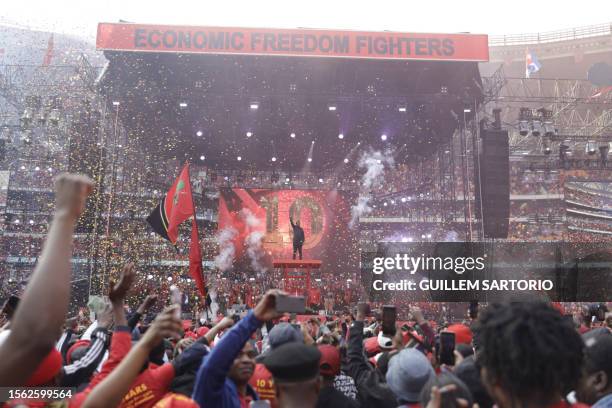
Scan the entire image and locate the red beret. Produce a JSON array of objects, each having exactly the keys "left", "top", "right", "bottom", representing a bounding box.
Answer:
[{"left": 446, "top": 324, "right": 473, "bottom": 345}]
